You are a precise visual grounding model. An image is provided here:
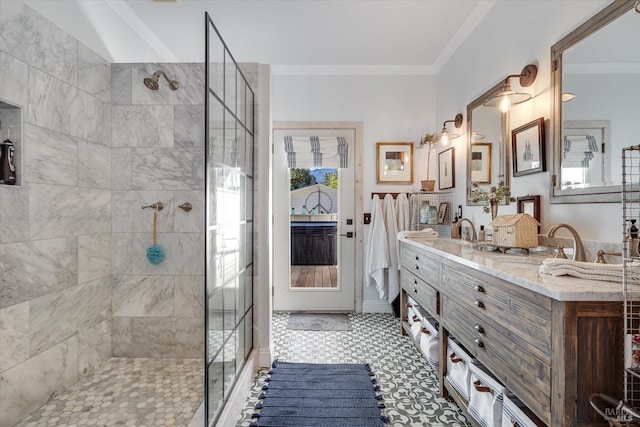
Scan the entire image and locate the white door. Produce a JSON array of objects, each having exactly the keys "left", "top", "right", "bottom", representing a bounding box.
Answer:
[{"left": 273, "top": 125, "right": 357, "bottom": 311}]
